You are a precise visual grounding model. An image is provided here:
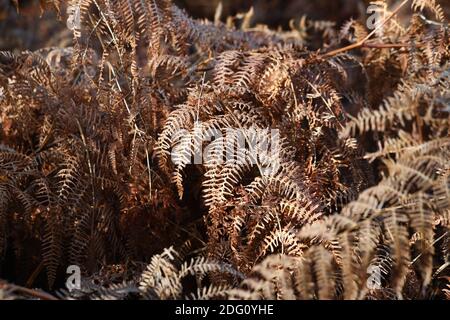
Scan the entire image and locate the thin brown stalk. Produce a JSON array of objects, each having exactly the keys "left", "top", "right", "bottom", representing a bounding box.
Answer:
[{"left": 321, "top": 0, "right": 410, "bottom": 58}]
